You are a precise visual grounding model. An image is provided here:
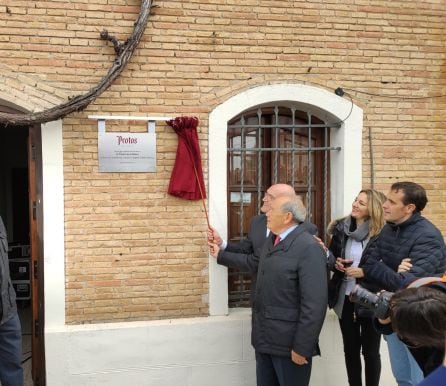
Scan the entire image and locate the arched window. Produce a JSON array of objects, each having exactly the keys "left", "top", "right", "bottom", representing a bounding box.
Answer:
[{"left": 208, "top": 83, "right": 362, "bottom": 315}]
